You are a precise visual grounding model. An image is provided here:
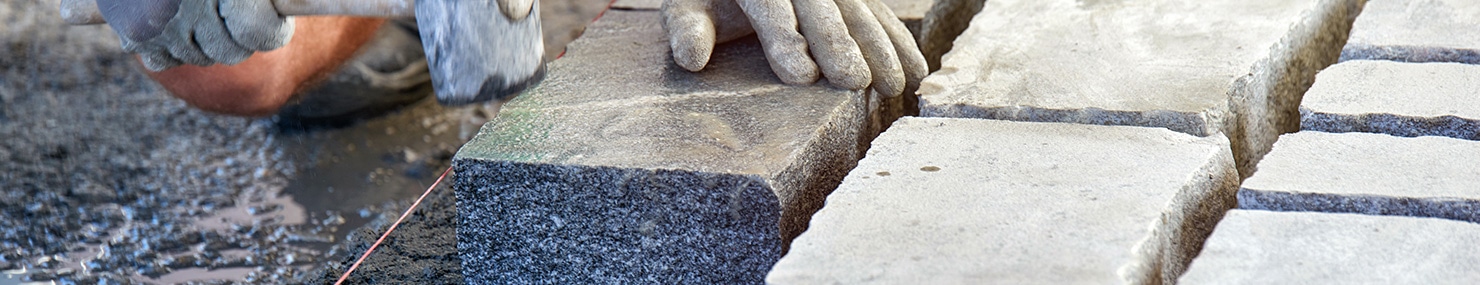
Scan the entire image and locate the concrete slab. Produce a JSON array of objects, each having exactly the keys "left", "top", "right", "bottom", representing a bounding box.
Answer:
[
  {"left": 453, "top": 10, "right": 873, "bottom": 283},
  {"left": 1300, "top": 60, "right": 1480, "bottom": 140},
  {"left": 1180, "top": 210, "right": 1480, "bottom": 284},
  {"left": 917, "top": 0, "right": 1363, "bottom": 178},
  {"left": 1340, "top": 0, "right": 1480, "bottom": 64},
  {"left": 767, "top": 117, "right": 1239, "bottom": 285},
  {"left": 1239, "top": 131, "right": 1480, "bottom": 222}
]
